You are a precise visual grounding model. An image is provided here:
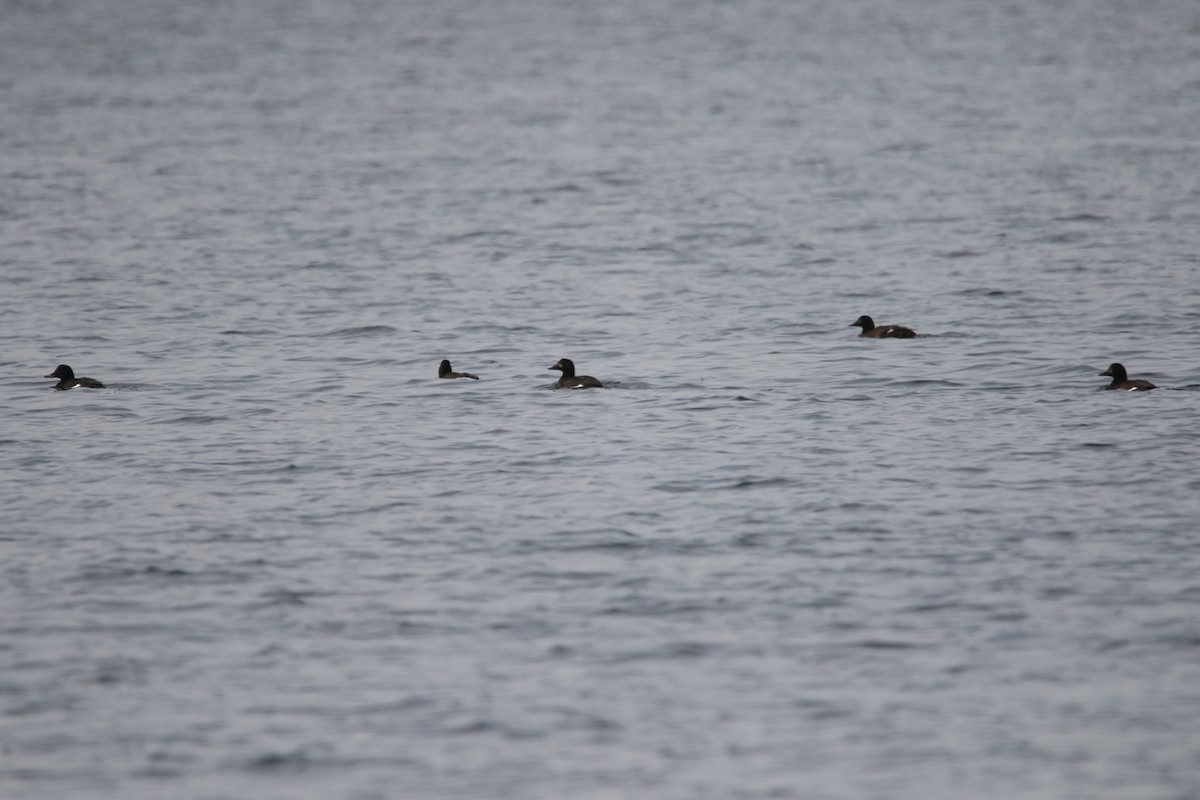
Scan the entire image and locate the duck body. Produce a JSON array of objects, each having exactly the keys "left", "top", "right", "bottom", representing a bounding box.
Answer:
[
  {"left": 851, "top": 315, "right": 917, "bottom": 338},
  {"left": 1100, "top": 363, "right": 1156, "bottom": 391},
  {"left": 549, "top": 358, "right": 602, "bottom": 389},
  {"left": 45, "top": 364, "right": 104, "bottom": 390},
  {"left": 439, "top": 359, "right": 479, "bottom": 380}
]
